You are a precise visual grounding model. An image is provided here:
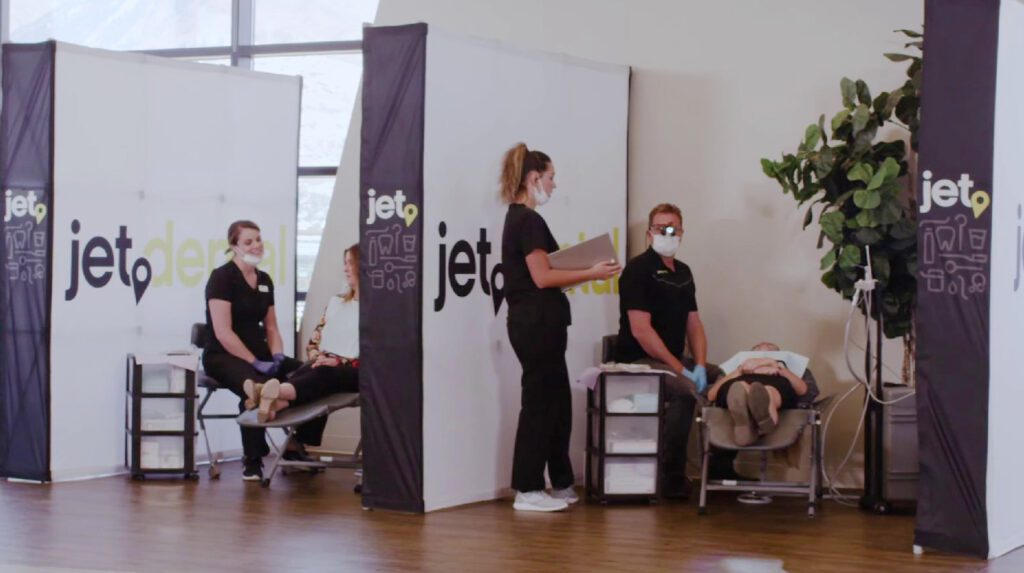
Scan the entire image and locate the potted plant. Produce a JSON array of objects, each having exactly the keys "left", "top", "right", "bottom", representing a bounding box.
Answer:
[{"left": 760, "top": 30, "right": 922, "bottom": 384}]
